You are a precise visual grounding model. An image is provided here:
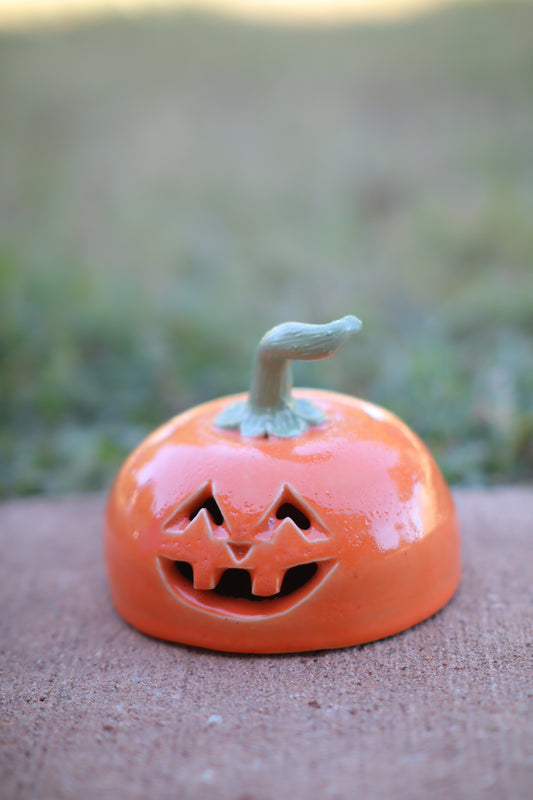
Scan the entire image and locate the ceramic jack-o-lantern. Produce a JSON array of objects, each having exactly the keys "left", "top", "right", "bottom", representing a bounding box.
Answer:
[{"left": 105, "top": 316, "right": 460, "bottom": 653}]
